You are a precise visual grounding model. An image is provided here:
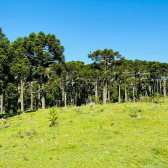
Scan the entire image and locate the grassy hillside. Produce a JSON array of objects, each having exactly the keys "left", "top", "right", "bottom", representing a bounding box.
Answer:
[{"left": 0, "top": 102, "right": 168, "bottom": 168}]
